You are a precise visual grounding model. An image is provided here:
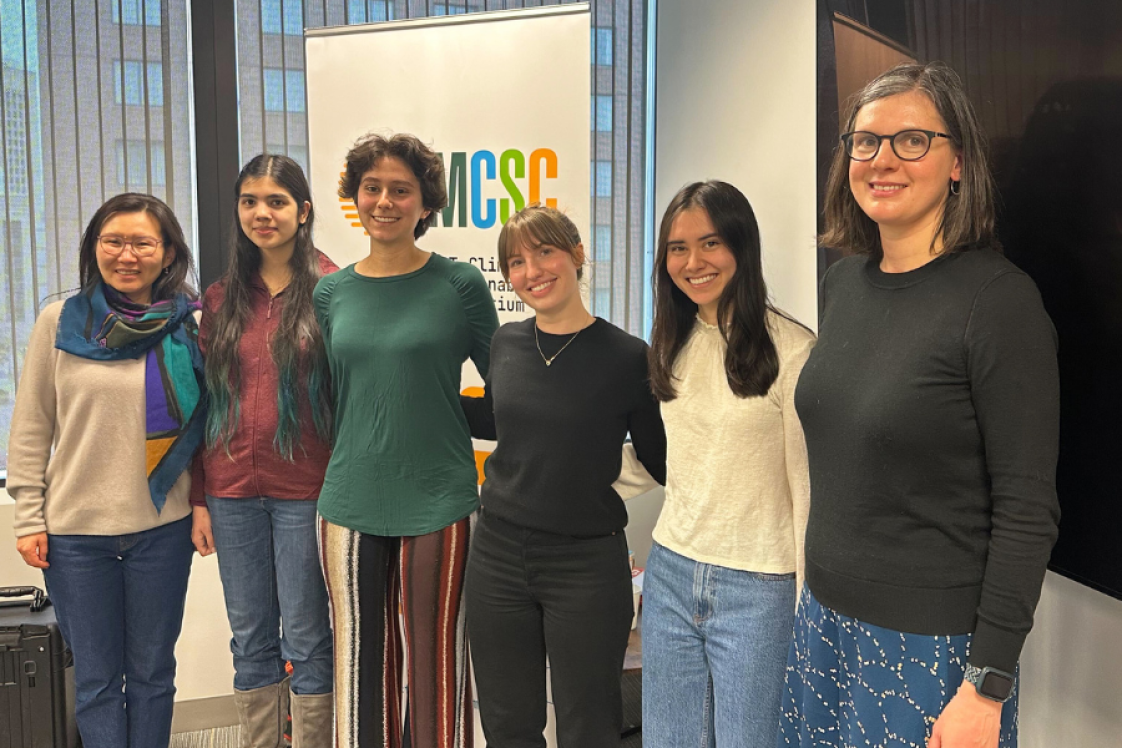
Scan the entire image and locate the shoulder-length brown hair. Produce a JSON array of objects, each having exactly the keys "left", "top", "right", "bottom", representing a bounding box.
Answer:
[
  {"left": 649, "top": 181, "right": 778, "bottom": 402},
  {"left": 77, "top": 193, "right": 197, "bottom": 301},
  {"left": 821, "top": 62, "right": 999, "bottom": 256},
  {"left": 338, "top": 132, "right": 447, "bottom": 239}
]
